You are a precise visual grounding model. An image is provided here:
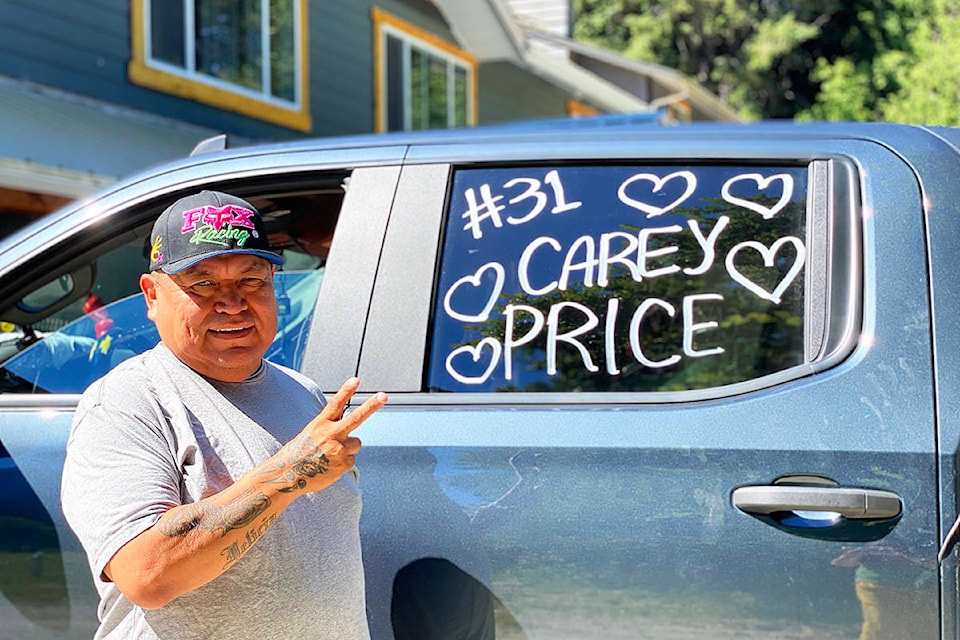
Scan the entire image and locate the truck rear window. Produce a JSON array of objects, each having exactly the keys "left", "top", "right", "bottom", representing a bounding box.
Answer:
[{"left": 426, "top": 164, "right": 840, "bottom": 395}]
